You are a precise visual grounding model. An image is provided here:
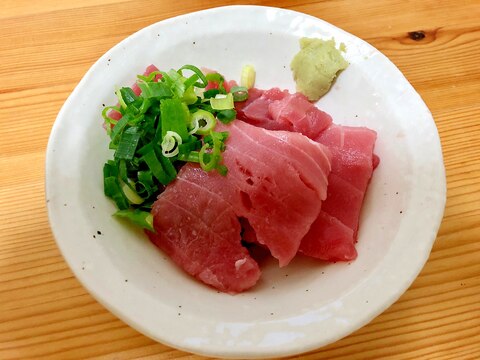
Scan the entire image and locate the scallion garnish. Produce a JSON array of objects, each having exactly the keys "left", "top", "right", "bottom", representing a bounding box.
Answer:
[
  {"left": 230, "top": 86, "right": 249, "bottom": 102},
  {"left": 120, "top": 178, "right": 144, "bottom": 205},
  {"left": 190, "top": 109, "right": 216, "bottom": 135},
  {"left": 161, "top": 131, "right": 182, "bottom": 157},
  {"left": 114, "top": 209, "right": 154, "bottom": 232},
  {"left": 103, "top": 64, "right": 246, "bottom": 230},
  {"left": 210, "top": 93, "right": 234, "bottom": 110},
  {"left": 102, "top": 105, "right": 121, "bottom": 131},
  {"left": 240, "top": 64, "right": 256, "bottom": 89},
  {"left": 205, "top": 72, "right": 226, "bottom": 93},
  {"left": 216, "top": 109, "right": 237, "bottom": 124}
]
